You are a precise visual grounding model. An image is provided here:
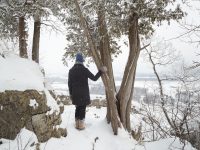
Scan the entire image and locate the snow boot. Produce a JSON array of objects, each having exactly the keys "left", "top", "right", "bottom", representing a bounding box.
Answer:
[{"left": 78, "top": 120, "right": 85, "bottom": 130}]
